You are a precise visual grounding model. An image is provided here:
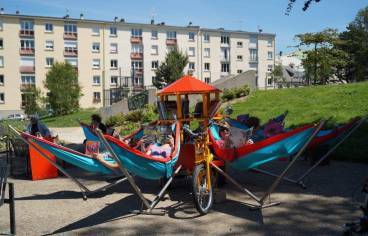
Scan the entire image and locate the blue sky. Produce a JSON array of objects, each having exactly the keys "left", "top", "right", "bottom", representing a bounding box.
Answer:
[{"left": 1, "top": 0, "right": 367, "bottom": 53}]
